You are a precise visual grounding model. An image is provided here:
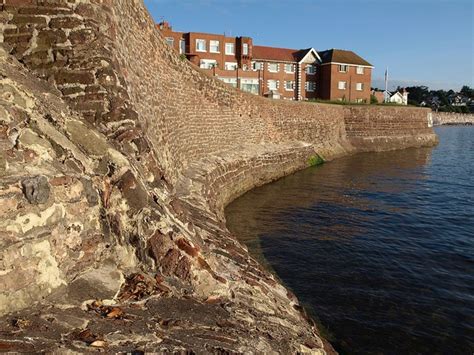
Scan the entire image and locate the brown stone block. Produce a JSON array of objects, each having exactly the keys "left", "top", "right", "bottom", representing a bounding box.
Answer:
[
  {"left": 68, "top": 100, "right": 104, "bottom": 112},
  {"left": 55, "top": 70, "right": 95, "bottom": 85},
  {"left": 49, "top": 16, "right": 82, "bottom": 29},
  {"left": 68, "top": 28, "right": 97, "bottom": 46},
  {"left": 23, "top": 50, "right": 53, "bottom": 66},
  {"left": 36, "top": 29, "right": 67, "bottom": 49},
  {"left": 116, "top": 170, "right": 148, "bottom": 212},
  {"left": 4, "top": 0, "right": 37, "bottom": 6},
  {"left": 174, "top": 256, "right": 192, "bottom": 281},
  {"left": 17, "top": 6, "right": 71, "bottom": 15},
  {"left": 148, "top": 231, "right": 174, "bottom": 262},
  {"left": 61, "top": 86, "right": 84, "bottom": 96},
  {"left": 11, "top": 14, "right": 47, "bottom": 27},
  {"left": 161, "top": 248, "right": 181, "bottom": 276},
  {"left": 3, "top": 32, "right": 33, "bottom": 44},
  {"left": 176, "top": 237, "right": 200, "bottom": 258}
]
